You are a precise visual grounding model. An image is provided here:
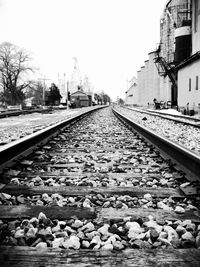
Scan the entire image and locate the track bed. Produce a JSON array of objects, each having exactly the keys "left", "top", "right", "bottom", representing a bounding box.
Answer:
[{"left": 0, "top": 107, "right": 200, "bottom": 266}]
